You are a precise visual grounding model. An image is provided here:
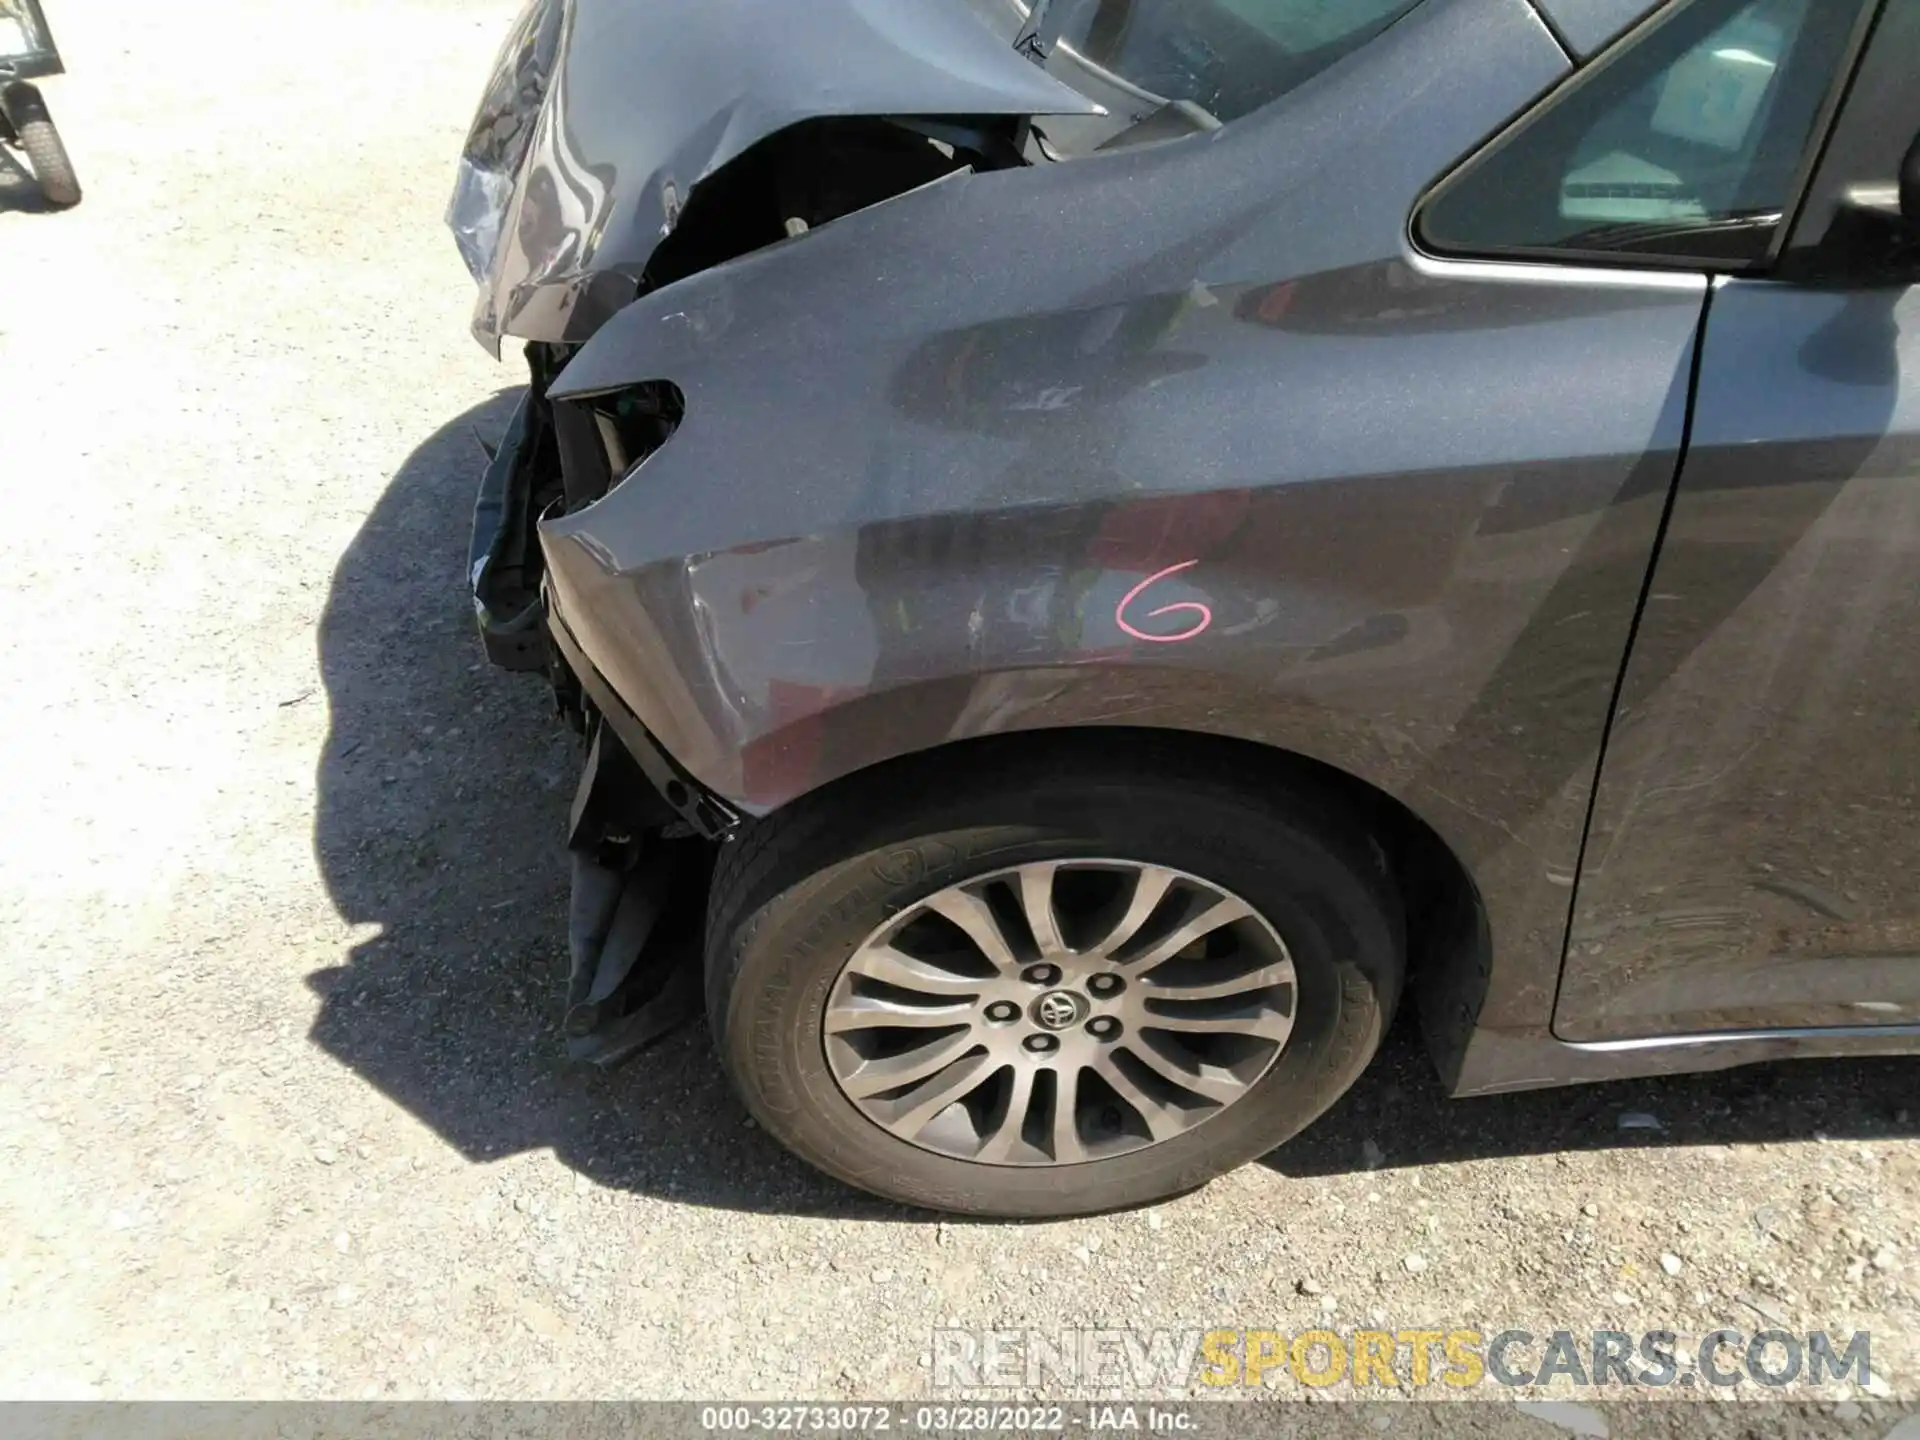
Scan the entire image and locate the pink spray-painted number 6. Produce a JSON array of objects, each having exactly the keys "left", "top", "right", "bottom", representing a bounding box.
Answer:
[{"left": 1115, "top": 560, "right": 1213, "bottom": 644}]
